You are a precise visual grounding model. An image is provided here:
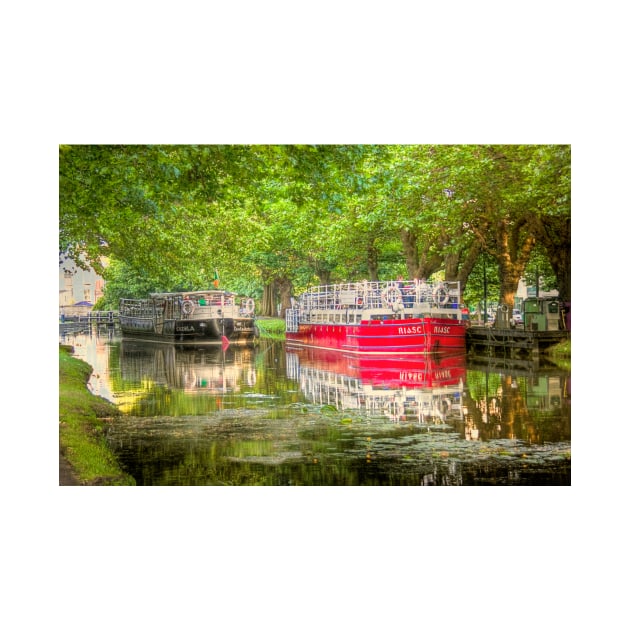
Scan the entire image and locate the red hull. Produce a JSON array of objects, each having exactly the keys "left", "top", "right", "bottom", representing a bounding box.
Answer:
[{"left": 286, "top": 316, "right": 466, "bottom": 355}]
